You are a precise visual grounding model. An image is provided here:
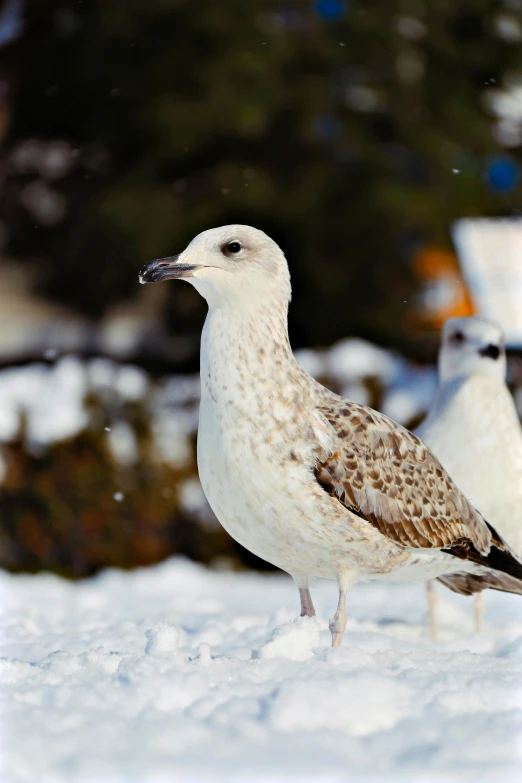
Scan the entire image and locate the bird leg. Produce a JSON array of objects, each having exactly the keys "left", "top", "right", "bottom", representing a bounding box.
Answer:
[
  {"left": 329, "top": 586, "right": 348, "bottom": 647},
  {"left": 292, "top": 575, "right": 316, "bottom": 618},
  {"left": 426, "top": 580, "right": 438, "bottom": 642},
  {"left": 473, "top": 592, "right": 485, "bottom": 634},
  {"left": 299, "top": 587, "right": 316, "bottom": 618}
]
